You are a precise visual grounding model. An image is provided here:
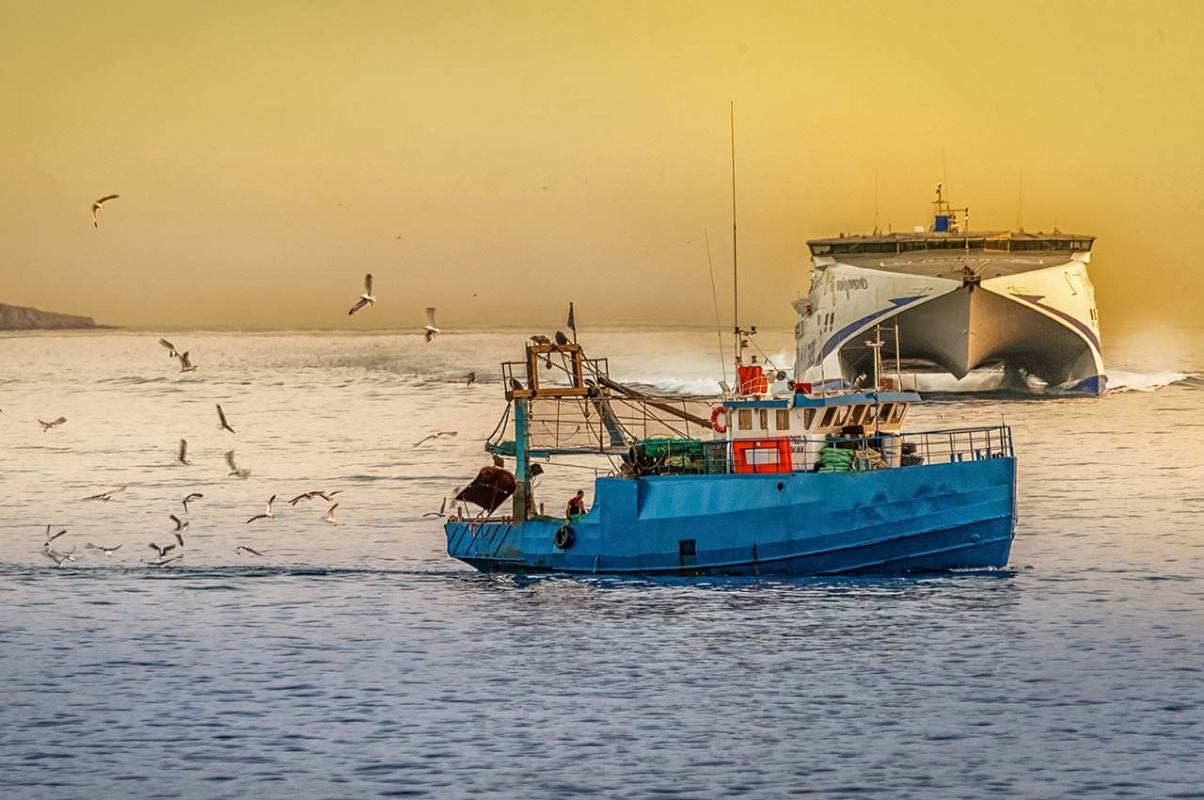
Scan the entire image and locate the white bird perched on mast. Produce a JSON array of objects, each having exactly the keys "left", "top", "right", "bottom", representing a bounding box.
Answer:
[
  {"left": 423, "top": 307, "right": 440, "bottom": 342},
  {"left": 348, "top": 273, "right": 375, "bottom": 316},
  {"left": 90, "top": 194, "right": 119, "bottom": 228}
]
